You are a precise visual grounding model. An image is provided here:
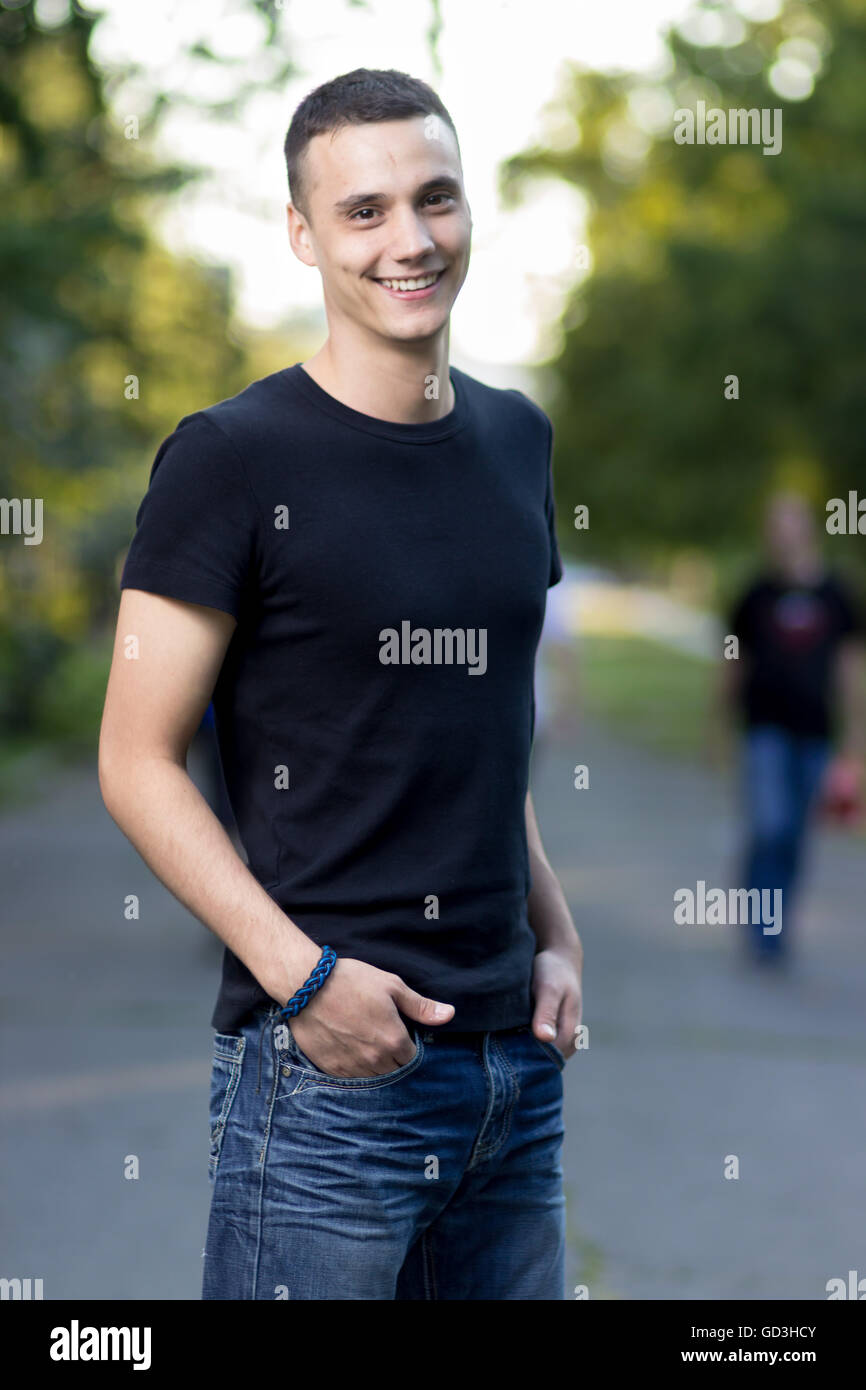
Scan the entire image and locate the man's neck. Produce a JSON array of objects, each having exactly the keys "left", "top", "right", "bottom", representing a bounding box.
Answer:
[
  {"left": 773, "top": 553, "right": 824, "bottom": 586},
  {"left": 300, "top": 325, "right": 454, "bottom": 424}
]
